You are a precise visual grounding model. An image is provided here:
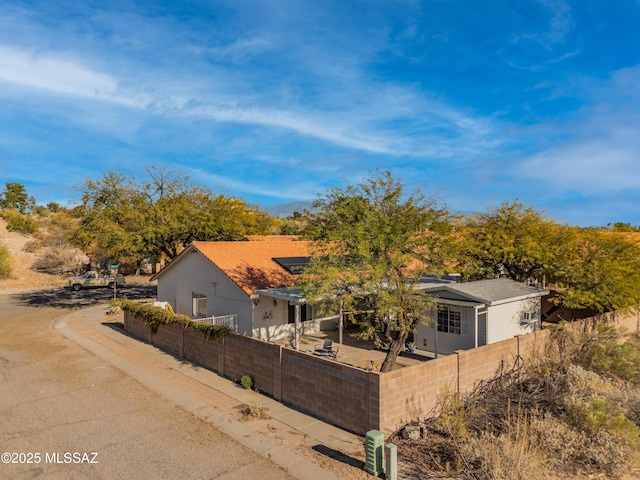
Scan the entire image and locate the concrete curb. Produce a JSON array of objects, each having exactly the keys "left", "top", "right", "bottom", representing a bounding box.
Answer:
[{"left": 54, "top": 304, "right": 363, "bottom": 480}]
